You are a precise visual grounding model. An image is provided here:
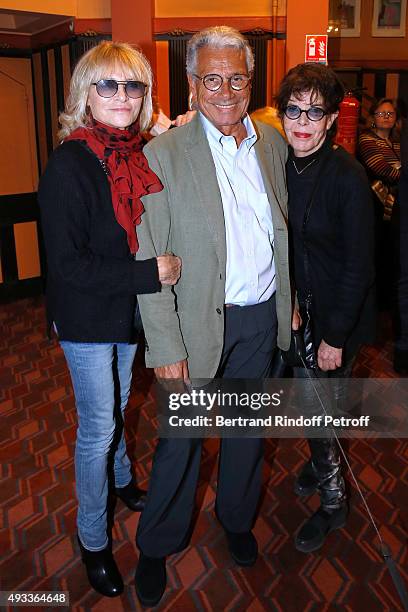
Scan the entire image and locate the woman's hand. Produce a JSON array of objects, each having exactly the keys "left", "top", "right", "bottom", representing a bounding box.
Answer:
[
  {"left": 292, "top": 308, "right": 302, "bottom": 330},
  {"left": 317, "top": 339, "right": 342, "bottom": 371},
  {"left": 157, "top": 254, "right": 181, "bottom": 285},
  {"left": 171, "top": 110, "right": 197, "bottom": 127}
]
